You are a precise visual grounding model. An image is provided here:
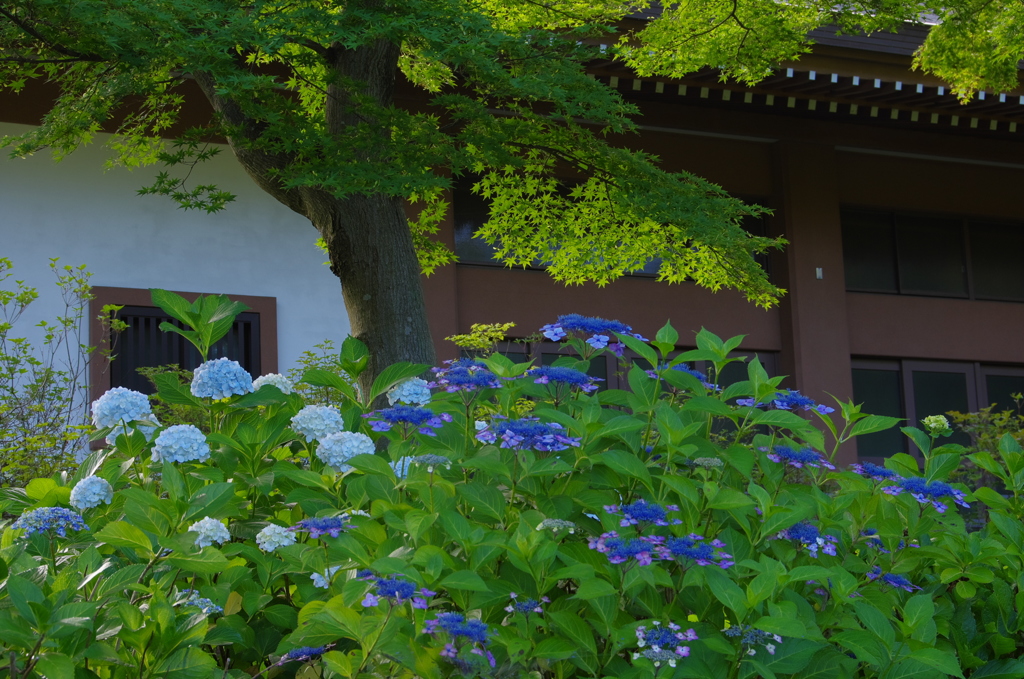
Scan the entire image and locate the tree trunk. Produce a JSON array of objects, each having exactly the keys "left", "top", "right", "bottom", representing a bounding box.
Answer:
[{"left": 308, "top": 192, "right": 436, "bottom": 399}]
